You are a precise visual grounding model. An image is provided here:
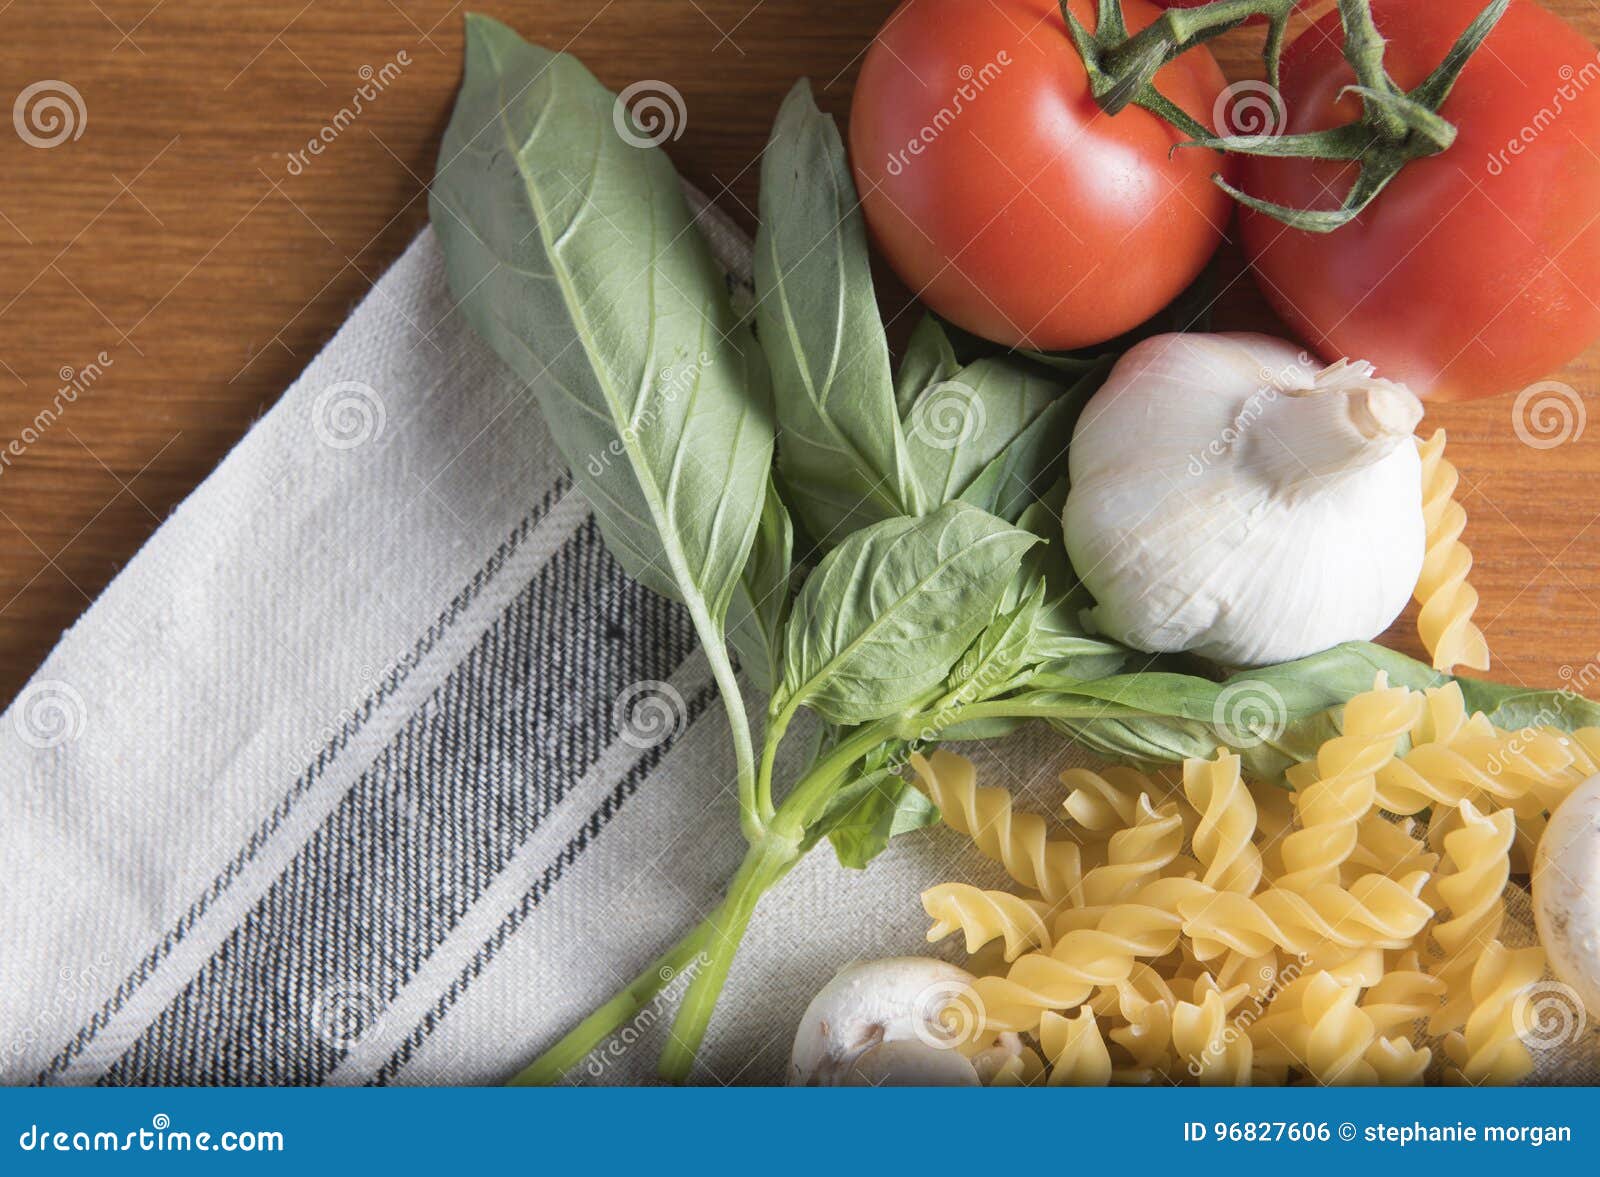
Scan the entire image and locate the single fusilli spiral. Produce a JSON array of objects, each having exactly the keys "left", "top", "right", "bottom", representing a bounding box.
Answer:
[
  {"left": 1276, "top": 676, "right": 1420, "bottom": 892},
  {"left": 1252, "top": 972, "right": 1378, "bottom": 1085},
  {"left": 921, "top": 883, "right": 1052, "bottom": 962},
  {"left": 1180, "top": 871, "right": 1434, "bottom": 961},
  {"left": 1173, "top": 987, "right": 1253, "bottom": 1085},
  {"left": 1414, "top": 429, "right": 1490, "bottom": 672},
  {"left": 913, "top": 751, "right": 1082, "bottom": 903},
  {"left": 1365, "top": 1036, "right": 1432, "bottom": 1085},
  {"left": 1360, "top": 951, "right": 1446, "bottom": 1035},
  {"left": 1060, "top": 763, "right": 1180, "bottom": 833},
  {"left": 1183, "top": 749, "right": 1262, "bottom": 894},
  {"left": 1376, "top": 729, "right": 1573, "bottom": 818},
  {"left": 1039, "top": 1008, "right": 1112, "bottom": 1086},
  {"left": 1076, "top": 794, "right": 1186, "bottom": 907},
  {"left": 1430, "top": 800, "right": 1515, "bottom": 1034},
  {"left": 1411, "top": 683, "right": 1491, "bottom": 746},
  {"left": 976, "top": 877, "right": 1212, "bottom": 1031},
  {"left": 1446, "top": 941, "right": 1545, "bottom": 1084},
  {"left": 1347, "top": 812, "right": 1437, "bottom": 883}
]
